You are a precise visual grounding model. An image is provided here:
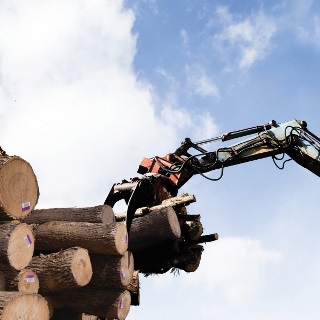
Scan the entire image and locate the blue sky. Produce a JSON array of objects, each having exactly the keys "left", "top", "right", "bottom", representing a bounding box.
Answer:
[{"left": 0, "top": 0, "right": 320, "bottom": 319}]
